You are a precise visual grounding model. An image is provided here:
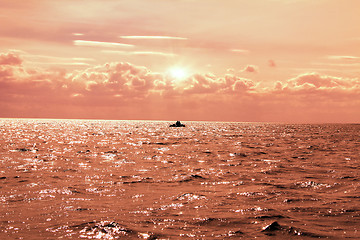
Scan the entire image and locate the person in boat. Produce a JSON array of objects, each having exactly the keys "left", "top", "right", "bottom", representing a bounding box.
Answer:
[{"left": 170, "top": 121, "right": 185, "bottom": 127}]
